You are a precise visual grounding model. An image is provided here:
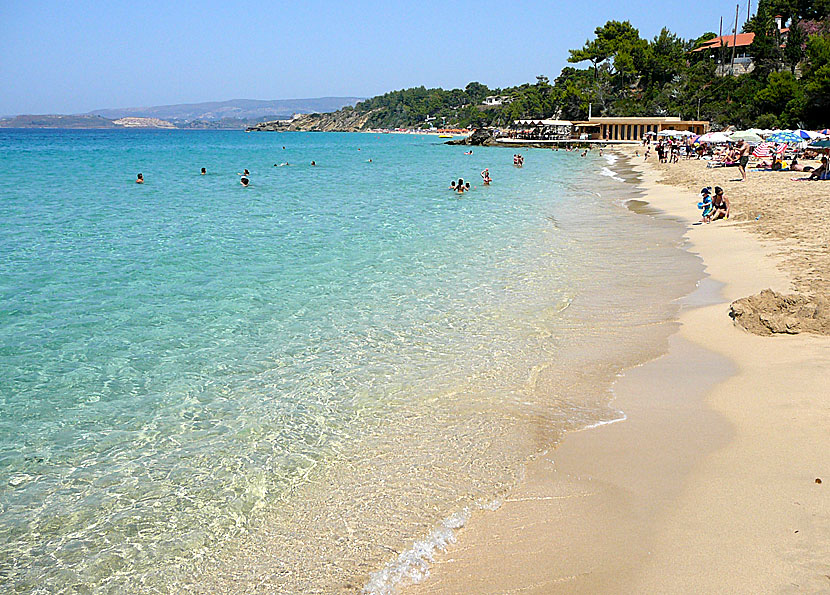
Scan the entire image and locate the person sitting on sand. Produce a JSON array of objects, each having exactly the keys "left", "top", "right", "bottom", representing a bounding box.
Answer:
[
  {"left": 711, "top": 186, "right": 730, "bottom": 220},
  {"left": 807, "top": 155, "right": 828, "bottom": 180},
  {"left": 136, "top": 173, "right": 144, "bottom": 184},
  {"left": 481, "top": 168, "right": 491, "bottom": 185},
  {"left": 240, "top": 177, "right": 249, "bottom": 187},
  {"left": 201, "top": 168, "right": 207, "bottom": 175}
]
